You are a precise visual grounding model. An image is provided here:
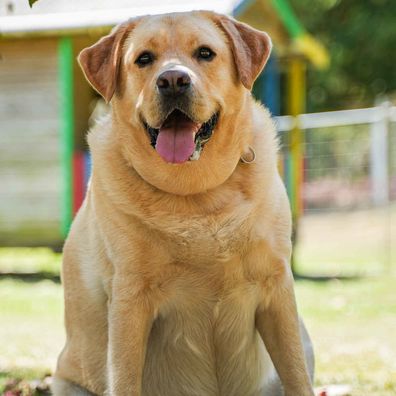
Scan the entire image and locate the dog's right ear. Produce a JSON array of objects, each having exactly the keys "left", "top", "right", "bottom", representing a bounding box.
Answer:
[{"left": 78, "top": 20, "right": 136, "bottom": 103}]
